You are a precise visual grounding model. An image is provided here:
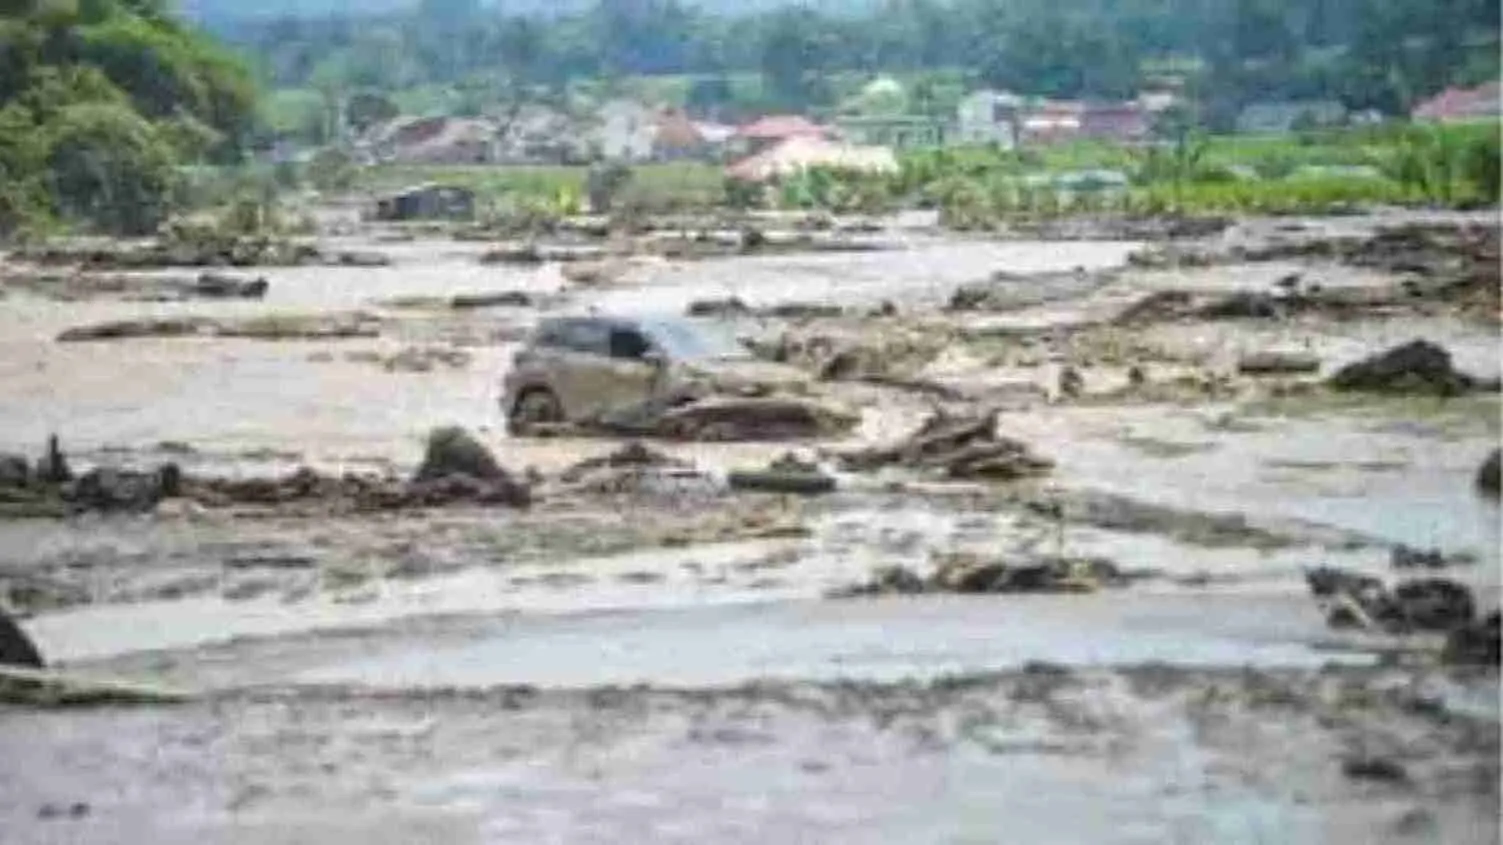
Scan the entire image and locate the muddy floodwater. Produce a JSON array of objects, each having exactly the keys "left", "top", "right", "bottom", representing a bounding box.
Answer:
[{"left": 1, "top": 212, "right": 1498, "bottom": 843}]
